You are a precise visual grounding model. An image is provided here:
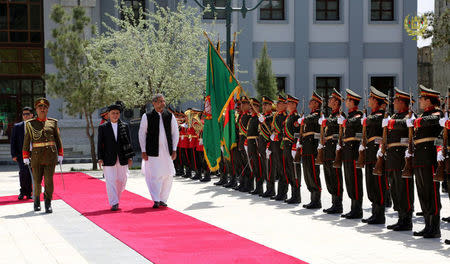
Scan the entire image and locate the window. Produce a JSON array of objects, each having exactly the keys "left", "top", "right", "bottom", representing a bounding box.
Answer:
[
  {"left": 0, "top": 0, "right": 43, "bottom": 44},
  {"left": 203, "top": 0, "right": 226, "bottom": 20},
  {"left": 316, "top": 77, "right": 341, "bottom": 115},
  {"left": 276, "top": 77, "right": 286, "bottom": 93},
  {"left": 260, "top": 0, "right": 285, "bottom": 20},
  {"left": 370, "top": 0, "right": 394, "bottom": 21},
  {"left": 0, "top": 48, "right": 43, "bottom": 76},
  {"left": 316, "top": 0, "right": 340, "bottom": 21},
  {"left": 120, "top": 0, "right": 145, "bottom": 24},
  {"left": 370, "top": 76, "right": 395, "bottom": 96}
]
